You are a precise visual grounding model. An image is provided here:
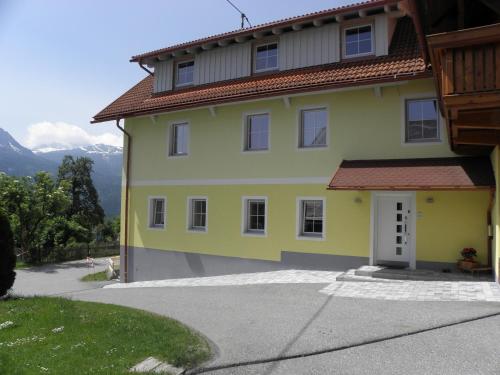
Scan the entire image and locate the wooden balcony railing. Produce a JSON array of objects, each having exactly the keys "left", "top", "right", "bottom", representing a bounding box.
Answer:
[
  {"left": 427, "top": 23, "right": 500, "bottom": 151},
  {"left": 442, "top": 43, "right": 500, "bottom": 96}
]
